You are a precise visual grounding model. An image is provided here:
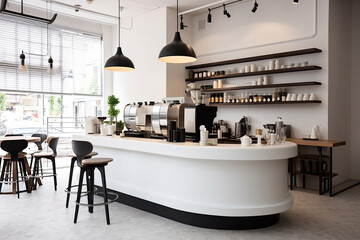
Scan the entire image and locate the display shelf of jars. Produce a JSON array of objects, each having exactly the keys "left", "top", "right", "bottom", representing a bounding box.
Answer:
[
  {"left": 209, "top": 100, "right": 321, "bottom": 106},
  {"left": 185, "top": 66, "right": 322, "bottom": 82},
  {"left": 185, "top": 48, "right": 322, "bottom": 70},
  {"left": 202, "top": 81, "right": 322, "bottom": 93}
]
